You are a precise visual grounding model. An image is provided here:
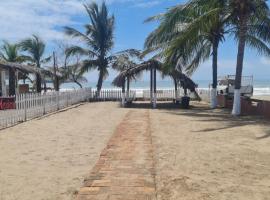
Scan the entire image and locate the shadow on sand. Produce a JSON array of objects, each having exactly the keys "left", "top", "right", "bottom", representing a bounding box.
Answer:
[{"left": 124, "top": 101, "right": 270, "bottom": 140}]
